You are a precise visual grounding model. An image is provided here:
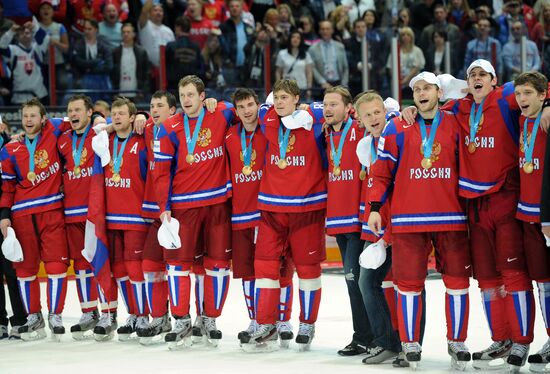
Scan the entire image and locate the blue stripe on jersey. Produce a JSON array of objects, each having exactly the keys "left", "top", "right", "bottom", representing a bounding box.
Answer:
[
  {"left": 326, "top": 215, "right": 360, "bottom": 228},
  {"left": 142, "top": 201, "right": 160, "bottom": 212},
  {"left": 517, "top": 200, "right": 540, "bottom": 216},
  {"left": 106, "top": 213, "right": 151, "bottom": 226},
  {"left": 391, "top": 212, "right": 467, "bottom": 226},
  {"left": 361, "top": 222, "right": 385, "bottom": 236},
  {"left": 64, "top": 205, "right": 88, "bottom": 217},
  {"left": 258, "top": 191, "right": 327, "bottom": 207},
  {"left": 359, "top": 202, "right": 365, "bottom": 215},
  {"left": 170, "top": 181, "right": 232, "bottom": 203},
  {"left": 231, "top": 210, "right": 261, "bottom": 224},
  {"left": 458, "top": 177, "right": 497, "bottom": 193},
  {"left": 497, "top": 98, "right": 520, "bottom": 147},
  {"left": 12, "top": 193, "right": 63, "bottom": 212}
]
